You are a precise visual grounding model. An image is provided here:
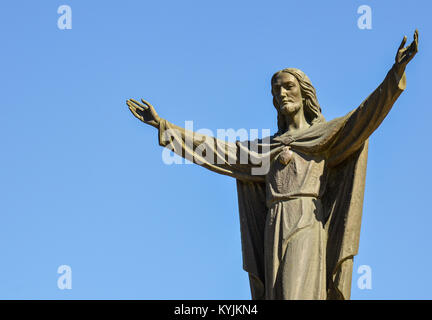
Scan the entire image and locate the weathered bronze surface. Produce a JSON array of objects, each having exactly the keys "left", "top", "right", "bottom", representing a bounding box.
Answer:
[{"left": 126, "top": 31, "right": 418, "bottom": 300}]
